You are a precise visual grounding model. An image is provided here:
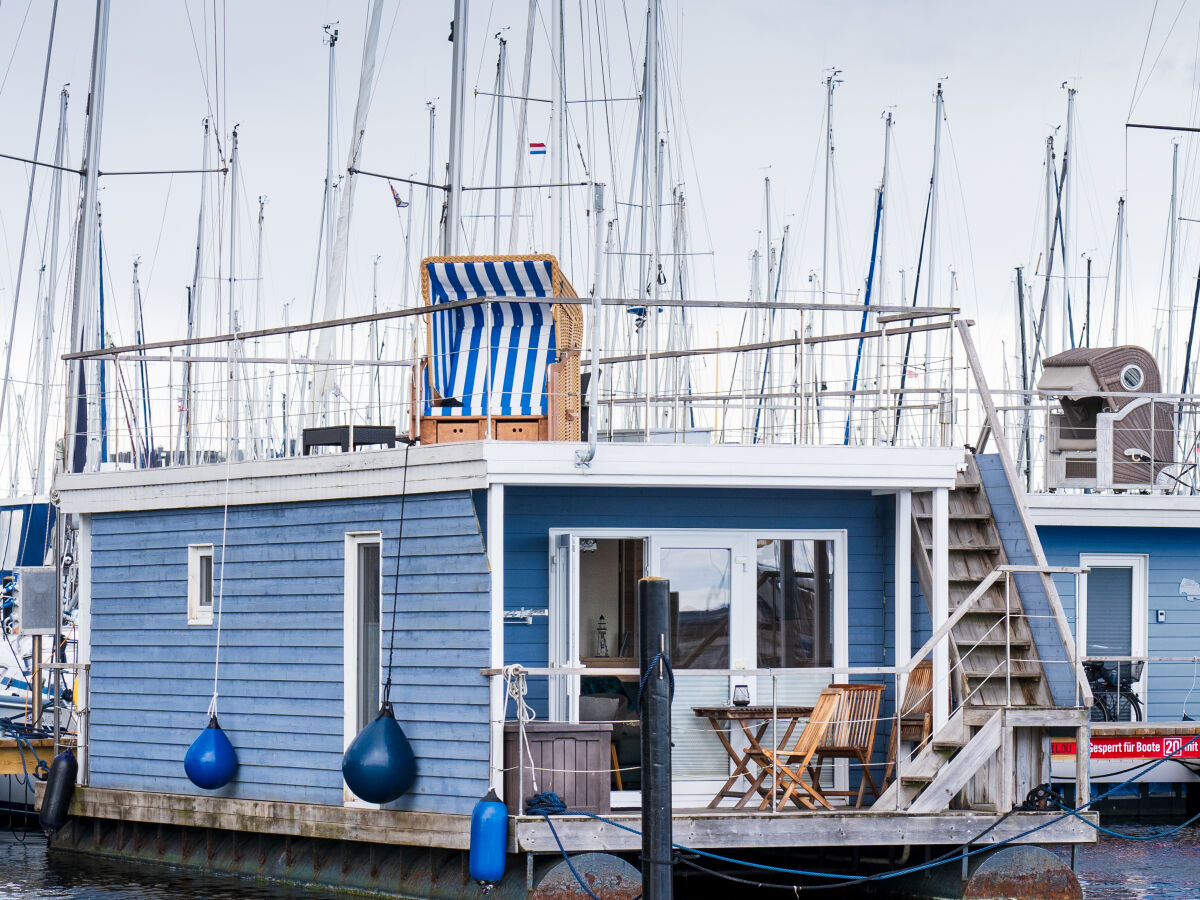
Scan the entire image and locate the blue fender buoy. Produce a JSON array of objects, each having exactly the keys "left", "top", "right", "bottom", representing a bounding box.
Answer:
[
  {"left": 469, "top": 788, "right": 508, "bottom": 884},
  {"left": 342, "top": 701, "right": 417, "bottom": 804},
  {"left": 38, "top": 748, "right": 77, "bottom": 835},
  {"left": 184, "top": 714, "right": 238, "bottom": 789}
]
